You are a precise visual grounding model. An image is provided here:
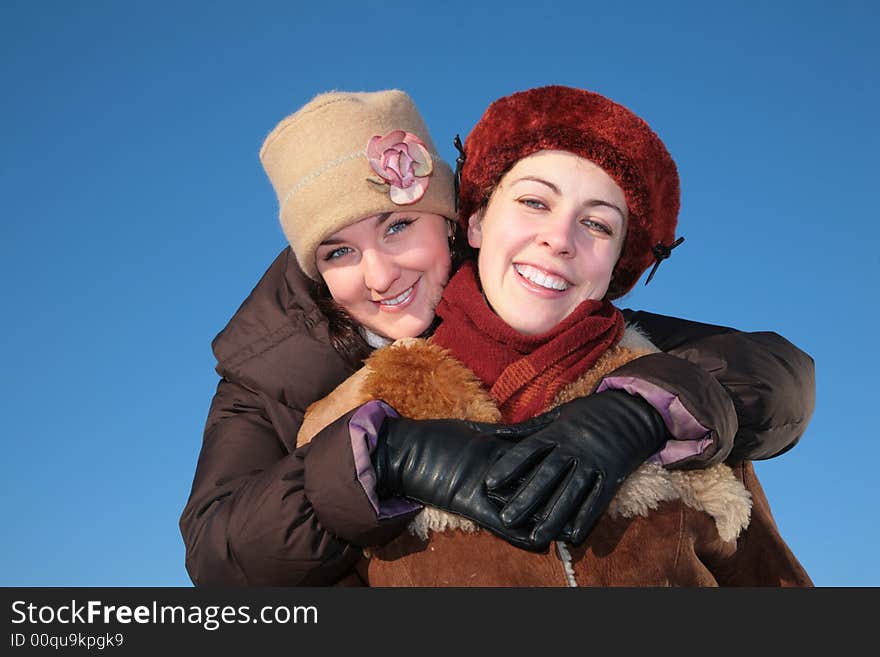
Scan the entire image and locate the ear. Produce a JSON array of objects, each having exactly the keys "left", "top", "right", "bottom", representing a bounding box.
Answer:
[{"left": 466, "top": 211, "right": 483, "bottom": 248}]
